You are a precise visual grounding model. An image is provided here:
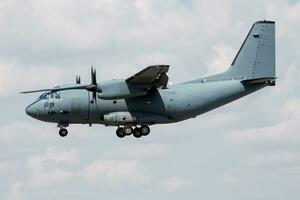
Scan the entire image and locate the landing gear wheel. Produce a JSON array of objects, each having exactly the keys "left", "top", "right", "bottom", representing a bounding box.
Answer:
[
  {"left": 124, "top": 126, "right": 133, "bottom": 135},
  {"left": 133, "top": 128, "right": 142, "bottom": 138},
  {"left": 116, "top": 128, "right": 126, "bottom": 138},
  {"left": 59, "top": 128, "right": 68, "bottom": 137},
  {"left": 141, "top": 125, "right": 150, "bottom": 136}
]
